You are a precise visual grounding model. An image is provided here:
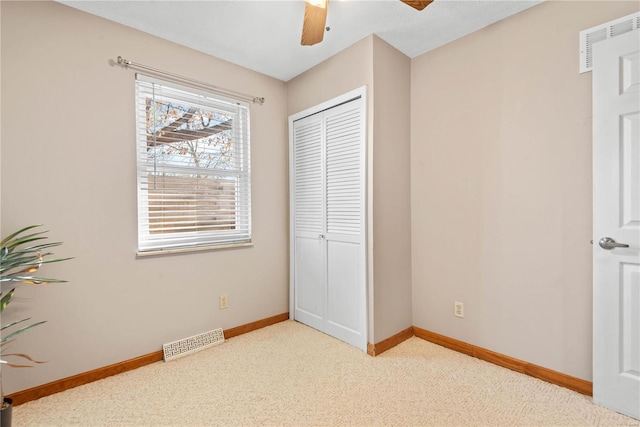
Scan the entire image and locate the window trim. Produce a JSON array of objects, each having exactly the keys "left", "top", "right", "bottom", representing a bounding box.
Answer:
[
  {"left": 136, "top": 242, "right": 253, "bottom": 258},
  {"left": 135, "top": 74, "right": 252, "bottom": 254}
]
